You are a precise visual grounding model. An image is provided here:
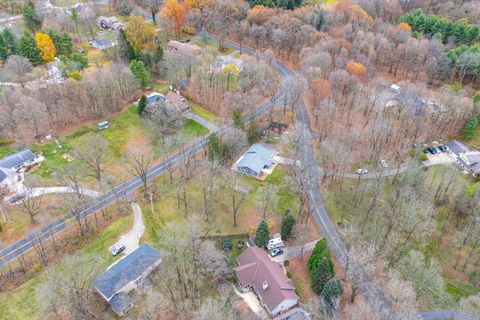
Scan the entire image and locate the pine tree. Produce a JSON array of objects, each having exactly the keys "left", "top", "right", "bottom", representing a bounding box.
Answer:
[
  {"left": 138, "top": 95, "right": 147, "bottom": 115},
  {"left": 308, "top": 238, "right": 334, "bottom": 277},
  {"left": 118, "top": 29, "right": 135, "bottom": 62},
  {"left": 207, "top": 133, "right": 220, "bottom": 161},
  {"left": 247, "top": 119, "right": 260, "bottom": 144},
  {"left": 320, "top": 278, "right": 343, "bottom": 316},
  {"left": 17, "top": 31, "right": 42, "bottom": 65},
  {"left": 153, "top": 45, "right": 164, "bottom": 64},
  {"left": 255, "top": 220, "right": 270, "bottom": 248},
  {"left": 2, "top": 29, "right": 17, "bottom": 57},
  {"left": 312, "top": 256, "right": 333, "bottom": 294},
  {"left": 22, "top": 1, "right": 41, "bottom": 32},
  {"left": 232, "top": 108, "right": 244, "bottom": 129},
  {"left": 0, "top": 33, "right": 6, "bottom": 61},
  {"left": 280, "top": 210, "right": 295, "bottom": 240},
  {"left": 463, "top": 116, "right": 478, "bottom": 140},
  {"left": 129, "top": 60, "right": 150, "bottom": 88}
]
